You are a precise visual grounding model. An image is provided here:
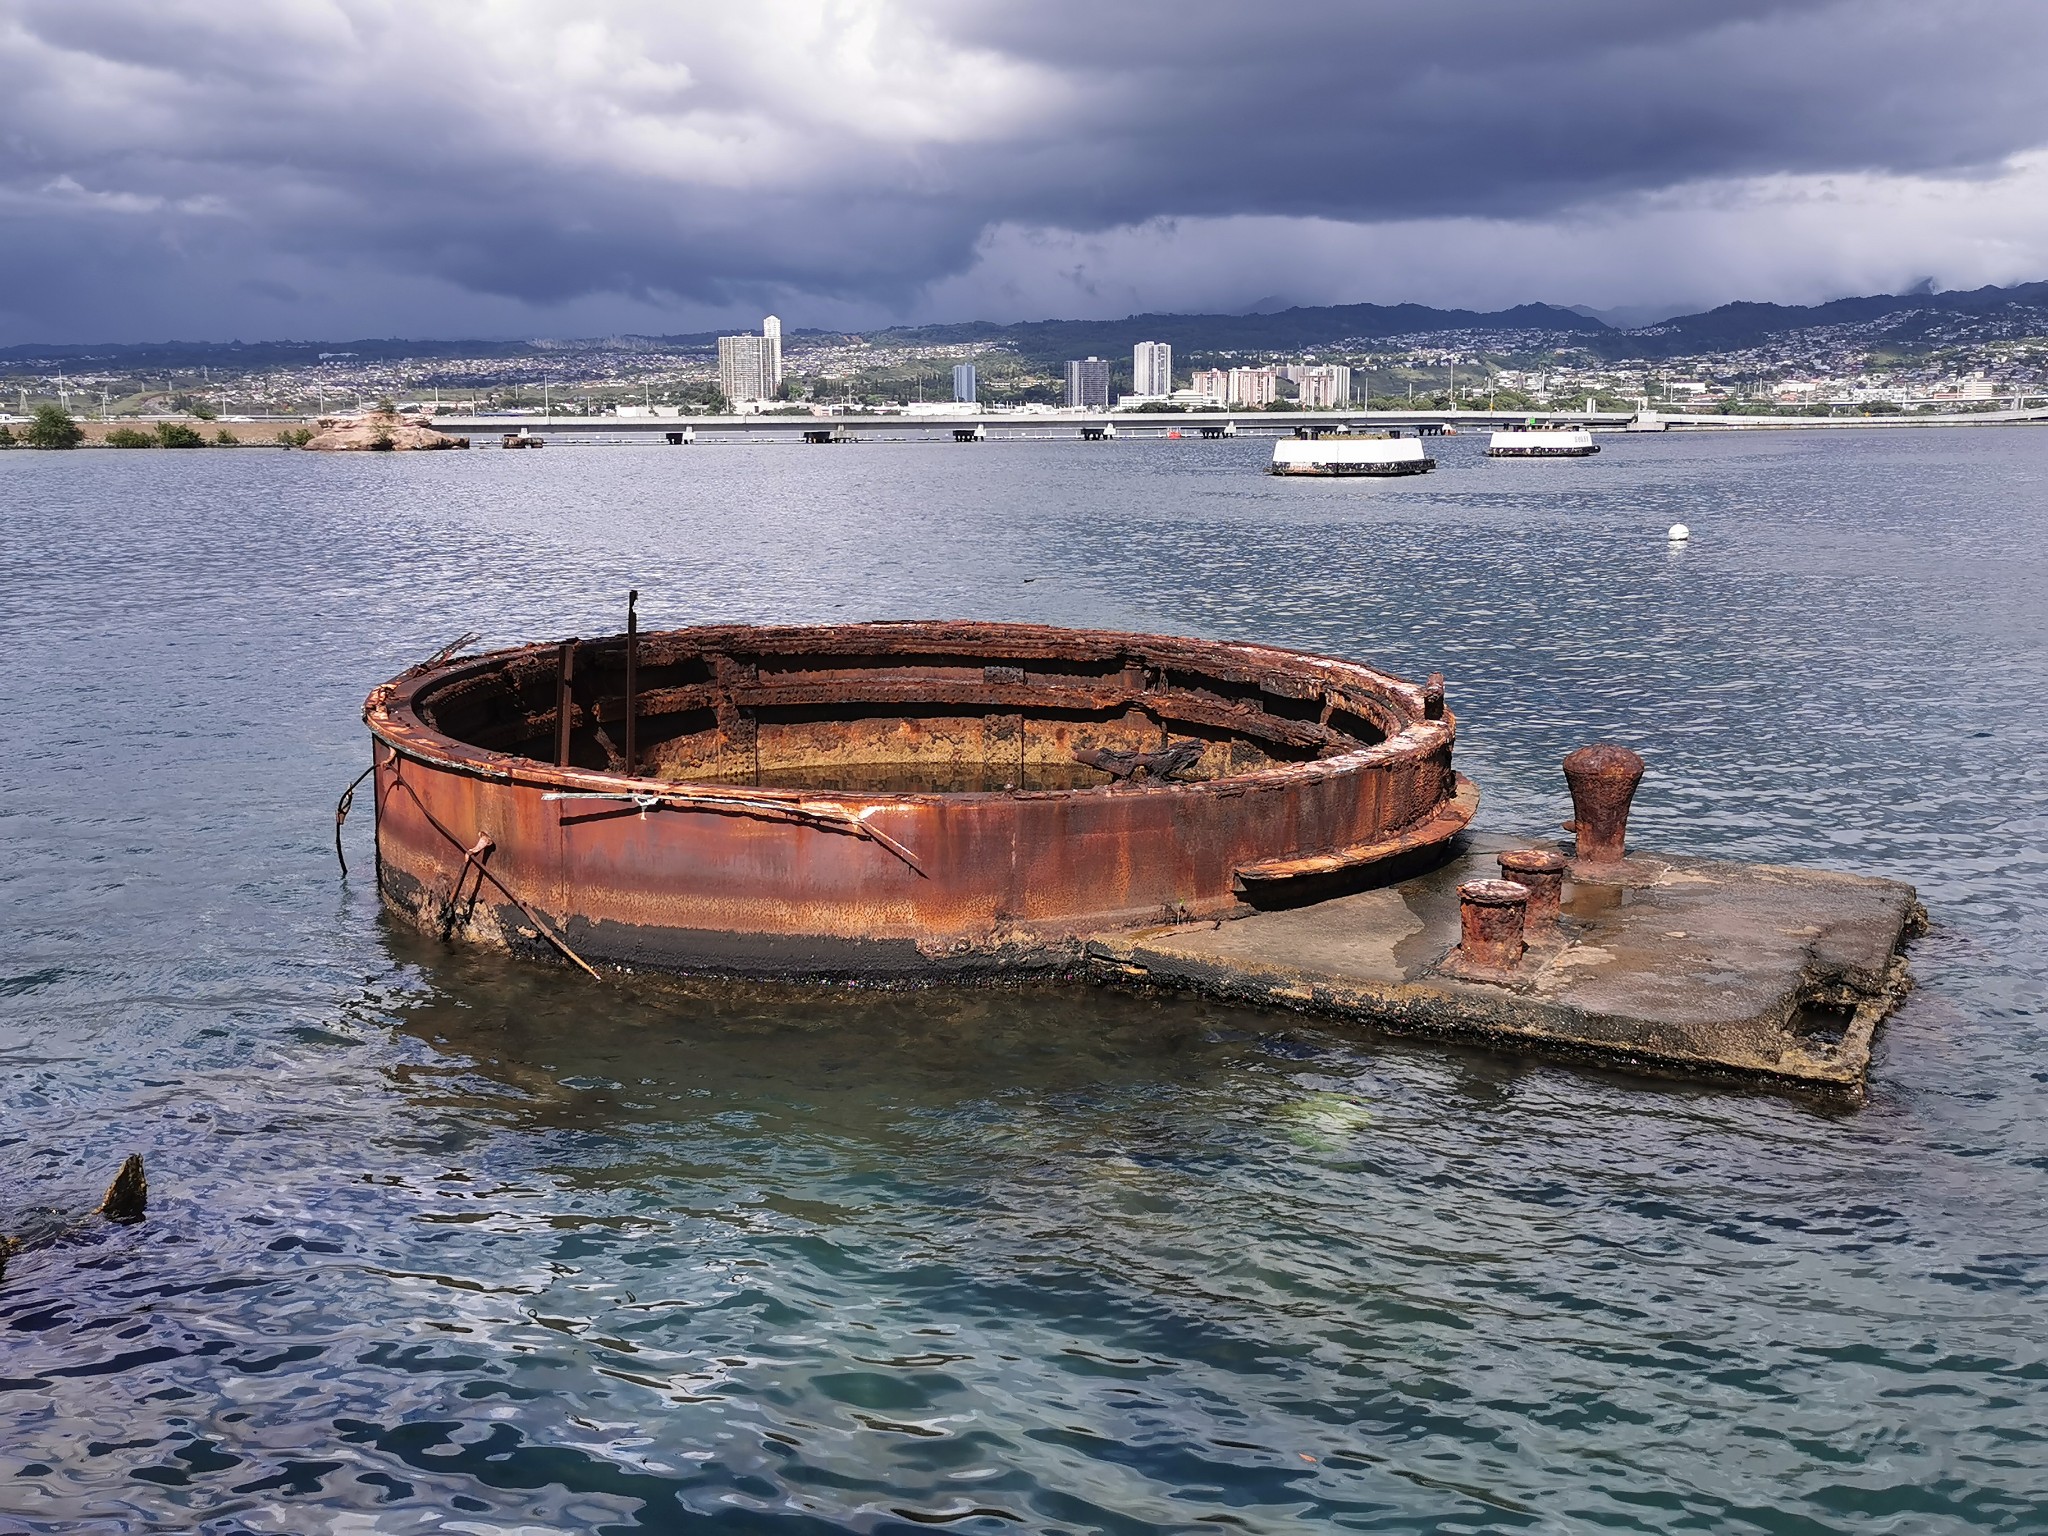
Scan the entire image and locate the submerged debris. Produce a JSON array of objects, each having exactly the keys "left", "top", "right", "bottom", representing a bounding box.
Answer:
[
  {"left": 0, "top": 1154, "right": 149, "bottom": 1285},
  {"left": 99, "top": 1153, "right": 148, "bottom": 1224},
  {"left": 1072, "top": 741, "right": 1206, "bottom": 782}
]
